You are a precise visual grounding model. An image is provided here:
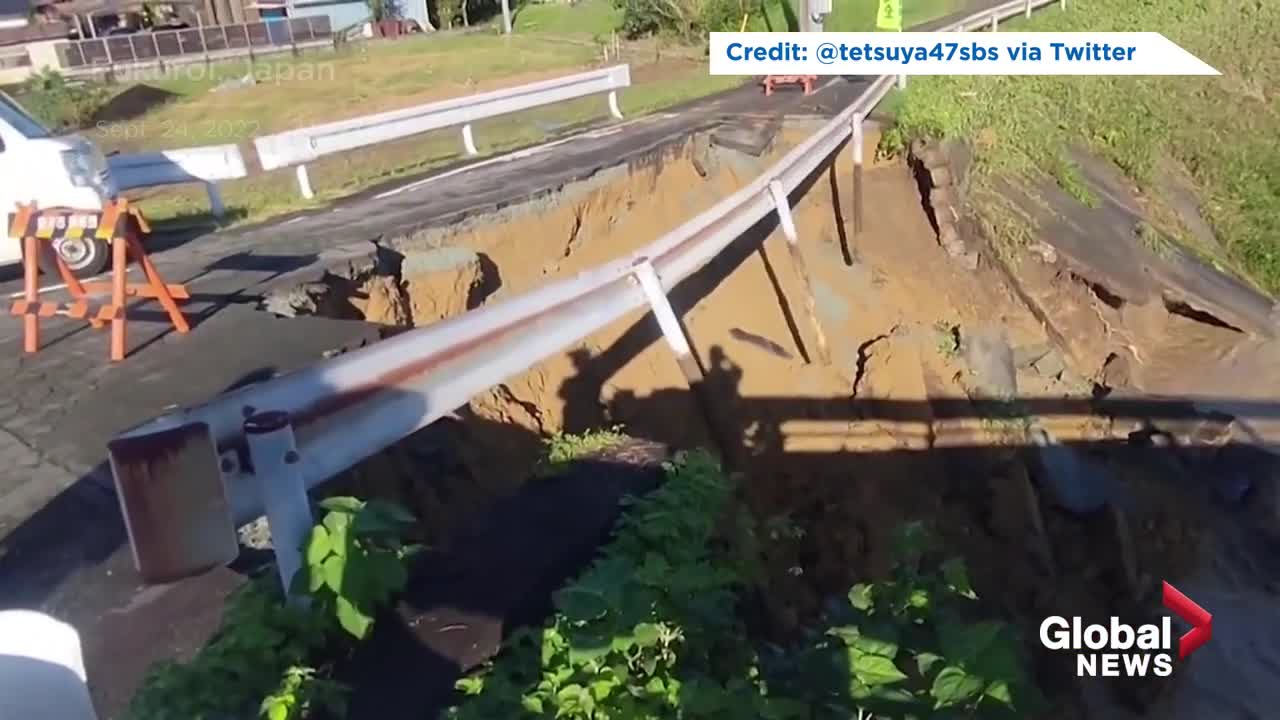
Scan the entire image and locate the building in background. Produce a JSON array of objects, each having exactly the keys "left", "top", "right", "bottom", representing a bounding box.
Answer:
[
  {"left": 1, "top": 0, "right": 30, "bottom": 29},
  {"left": 290, "top": 0, "right": 430, "bottom": 34}
]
